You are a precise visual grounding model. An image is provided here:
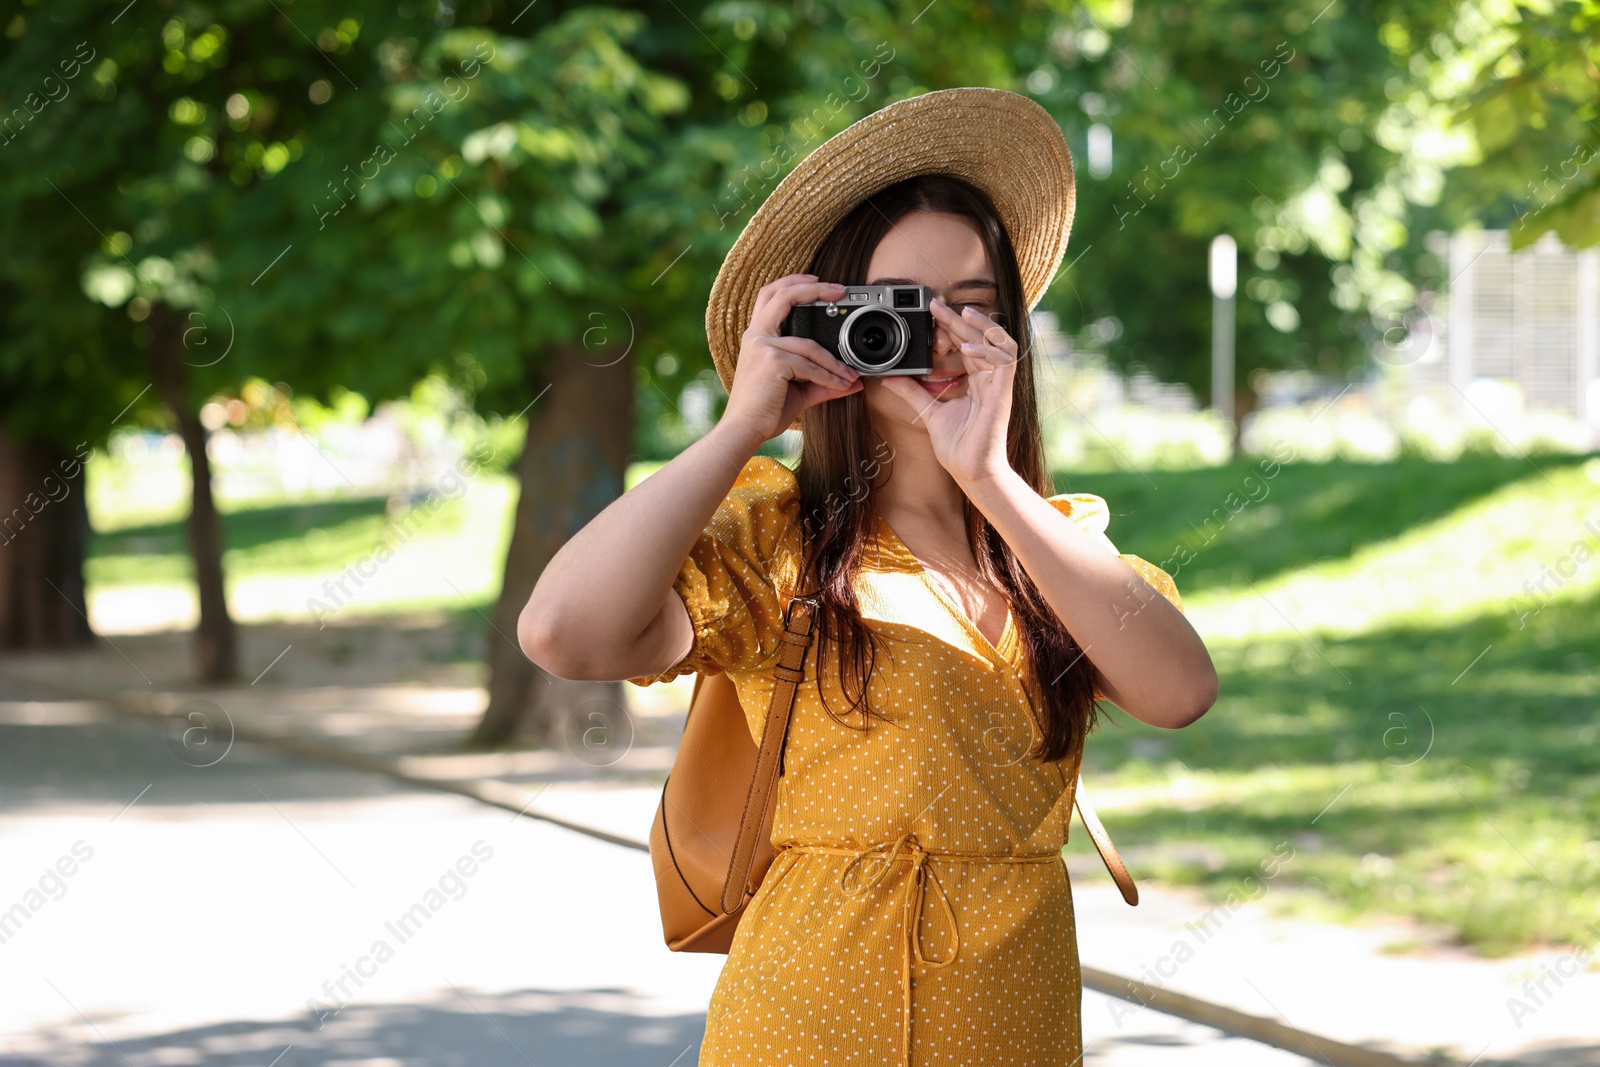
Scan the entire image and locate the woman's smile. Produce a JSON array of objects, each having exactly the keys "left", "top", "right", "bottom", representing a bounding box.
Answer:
[{"left": 912, "top": 370, "right": 968, "bottom": 399}]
